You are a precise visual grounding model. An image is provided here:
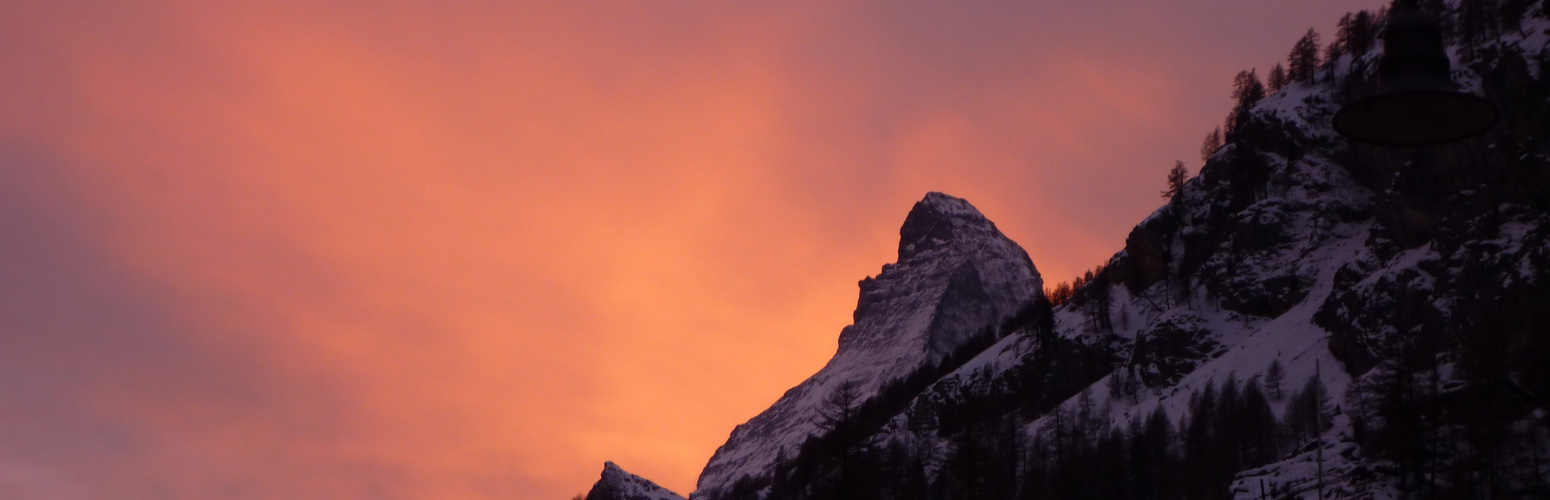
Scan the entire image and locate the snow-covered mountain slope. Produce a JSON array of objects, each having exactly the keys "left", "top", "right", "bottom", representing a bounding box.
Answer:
[
  {"left": 862, "top": 94, "right": 1379, "bottom": 496},
  {"left": 592, "top": 4, "right": 1550, "bottom": 499},
  {"left": 690, "top": 192, "right": 1042, "bottom": 499},
  {"left": 584, "top": 462, "right": 686, "bottom": 500},
  {"left": 848, "top": 4, "right": 1550, "bottom": 499}
]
